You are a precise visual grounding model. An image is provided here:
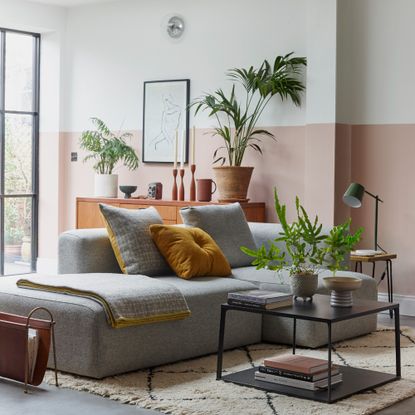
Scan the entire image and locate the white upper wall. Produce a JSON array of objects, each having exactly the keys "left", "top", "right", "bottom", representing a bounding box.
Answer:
[
  {"left": 306, "top": 0, "right": 337, "bottom": 124},
  {"left": 62, "top": 0, "right": 309, "bottom": 132},
  {"left": 337, "top": 0, "right": 415, "bottom": 124}
]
